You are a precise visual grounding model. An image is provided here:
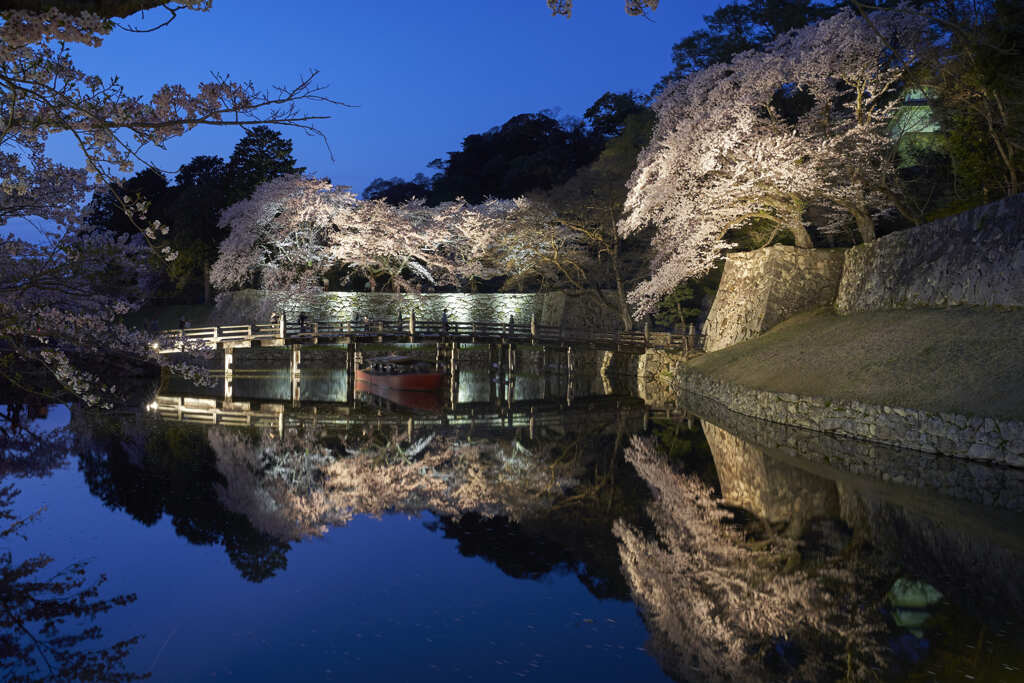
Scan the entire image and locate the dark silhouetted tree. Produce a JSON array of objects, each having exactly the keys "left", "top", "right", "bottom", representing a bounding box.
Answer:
[{"left": 224, "top": 126, "right": 305, "bottom": 205}]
